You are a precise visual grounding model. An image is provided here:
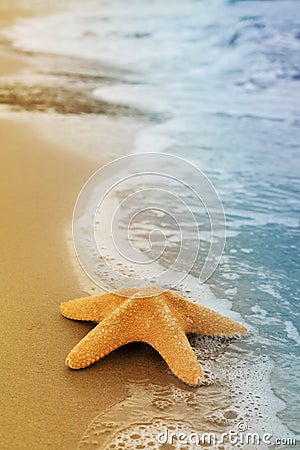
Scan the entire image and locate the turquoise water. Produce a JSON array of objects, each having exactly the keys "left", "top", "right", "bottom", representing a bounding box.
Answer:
[{"left": 8, "top": 0, "right": 300, "bottom": 443}]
